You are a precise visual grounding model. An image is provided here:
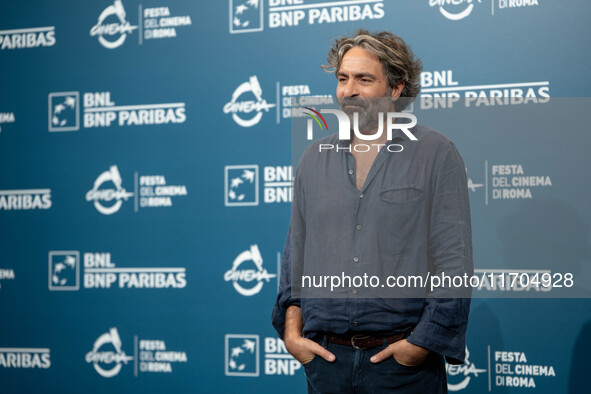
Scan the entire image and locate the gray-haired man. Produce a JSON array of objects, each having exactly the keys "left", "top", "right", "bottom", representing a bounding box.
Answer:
[{"left": 273, "top": 30, "right": 473, "bottom": 393}]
